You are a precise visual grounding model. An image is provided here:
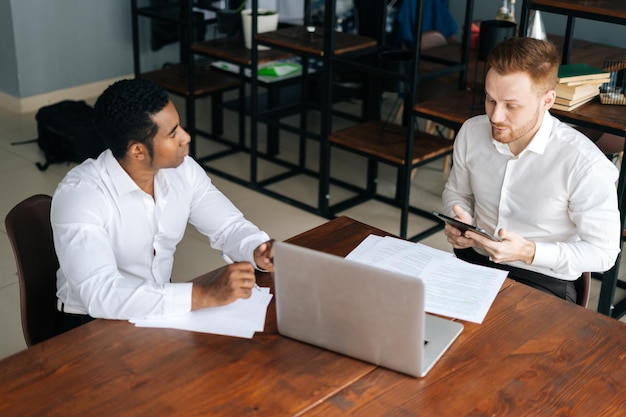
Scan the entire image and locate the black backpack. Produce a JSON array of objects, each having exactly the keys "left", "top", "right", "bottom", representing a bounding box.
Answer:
[{"left": 35, "top": 100, "right": 108, "bottom": 171}]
